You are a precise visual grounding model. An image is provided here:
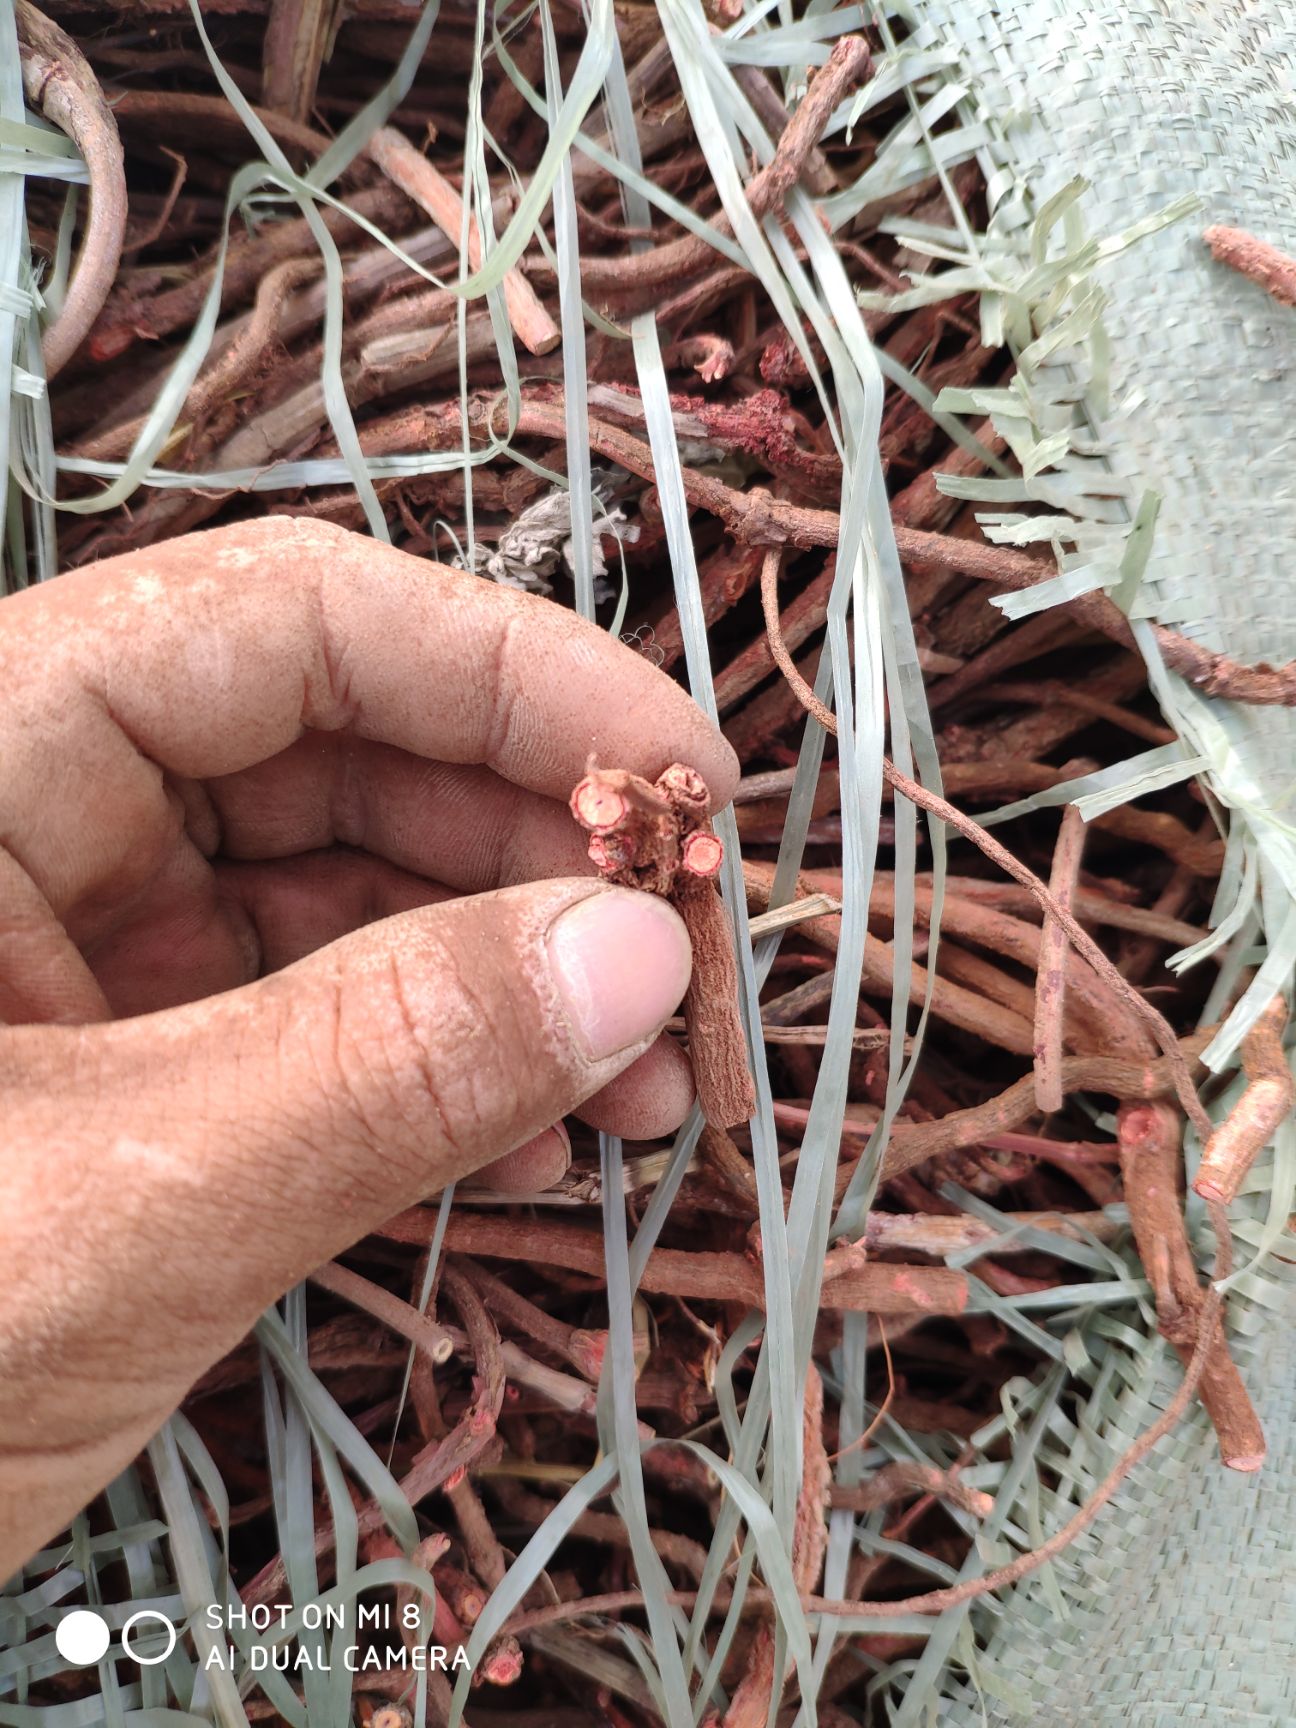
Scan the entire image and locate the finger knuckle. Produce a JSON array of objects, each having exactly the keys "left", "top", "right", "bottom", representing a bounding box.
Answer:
[{"left": 342, "top": 939, "right": 530, "bottom": 1165}]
